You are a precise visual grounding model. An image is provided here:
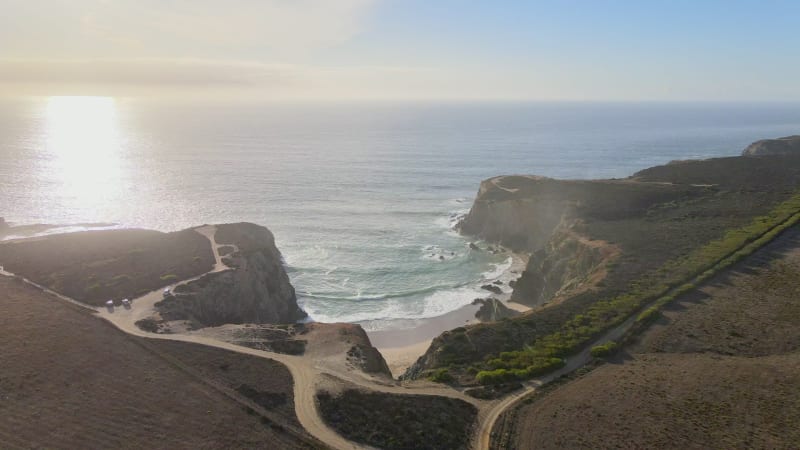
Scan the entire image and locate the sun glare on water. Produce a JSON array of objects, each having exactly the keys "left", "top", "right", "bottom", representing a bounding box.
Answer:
[{"left": 45, "top": 96, "right": 124, "bottom": 208}]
